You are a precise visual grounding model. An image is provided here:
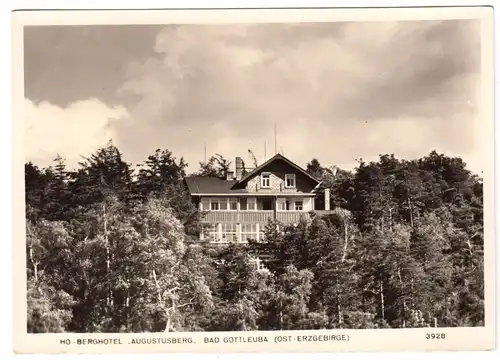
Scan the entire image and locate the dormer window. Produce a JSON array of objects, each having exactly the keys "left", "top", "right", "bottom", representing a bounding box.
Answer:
[
  {"left": 285, "top": 174, "right": 296, "bottom": 188},
  {"left": 261, "top": 173, "right": 271, "bottom": 188}
]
